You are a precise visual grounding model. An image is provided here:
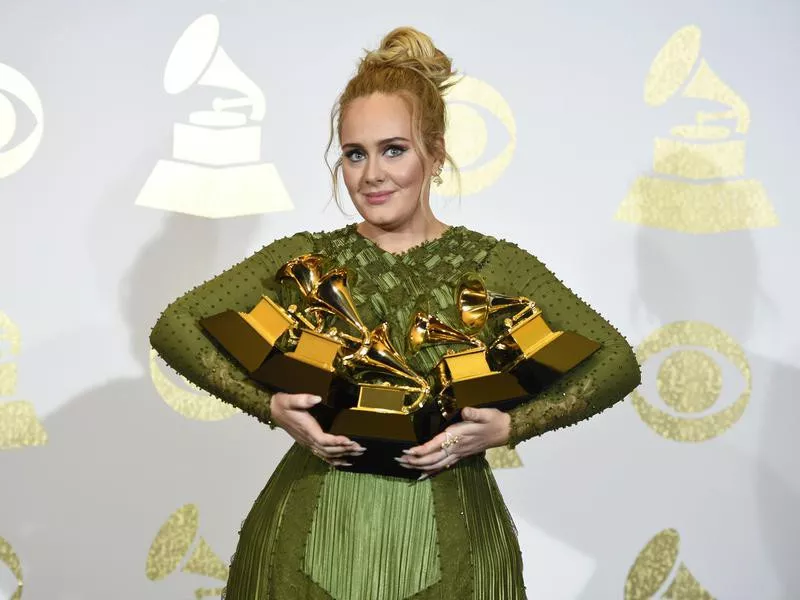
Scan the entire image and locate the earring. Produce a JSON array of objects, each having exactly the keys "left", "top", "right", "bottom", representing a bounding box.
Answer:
[{"left": 432, "top": 165, "right": 443, "bottom": 186}]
